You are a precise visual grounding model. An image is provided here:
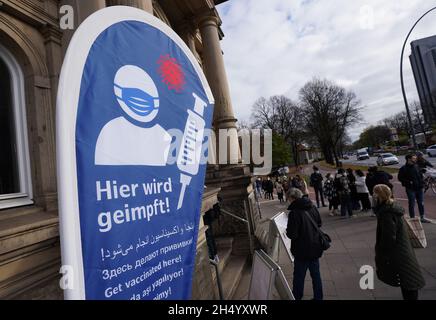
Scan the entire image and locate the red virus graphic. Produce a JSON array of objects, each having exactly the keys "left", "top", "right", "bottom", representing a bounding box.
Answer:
[{"left": 157, "top": 54, "right": 186, "bottom": 92}]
